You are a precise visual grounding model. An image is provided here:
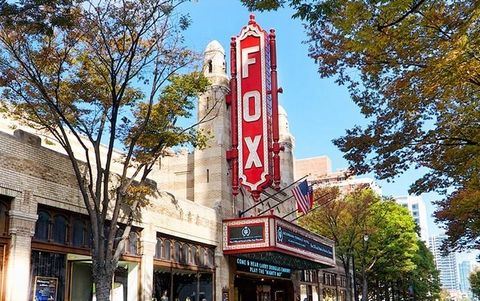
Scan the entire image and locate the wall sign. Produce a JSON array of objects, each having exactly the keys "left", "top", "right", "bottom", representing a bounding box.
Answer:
[
  {"left": 228, "top": 15, "right": 282, "bottom": 199},
  {"left": 236, "top": 257, "right": 291, "bottom": 278},
  {"left": 33, "top": 276, "right": 58, "bottom": 301},
  {"left": 228, "top": 223, "right": 265, "bottom": 244},
  {"left": 276, "top": 225, "right": 334, "bottom": 259}
]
